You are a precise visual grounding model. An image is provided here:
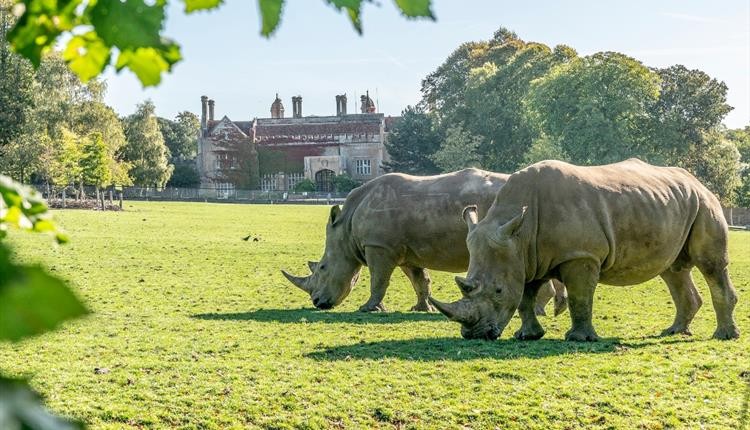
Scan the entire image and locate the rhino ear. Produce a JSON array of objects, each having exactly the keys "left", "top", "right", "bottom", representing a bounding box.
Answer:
[
  {"left": 329, "top": 205, "right": 342, "bottom": 226},
  {"left": 496, "top": 206, "right": 527, "bottom": 240},
  {"left": 462, "top": 206, "right": 479, "bottom": 232}
]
